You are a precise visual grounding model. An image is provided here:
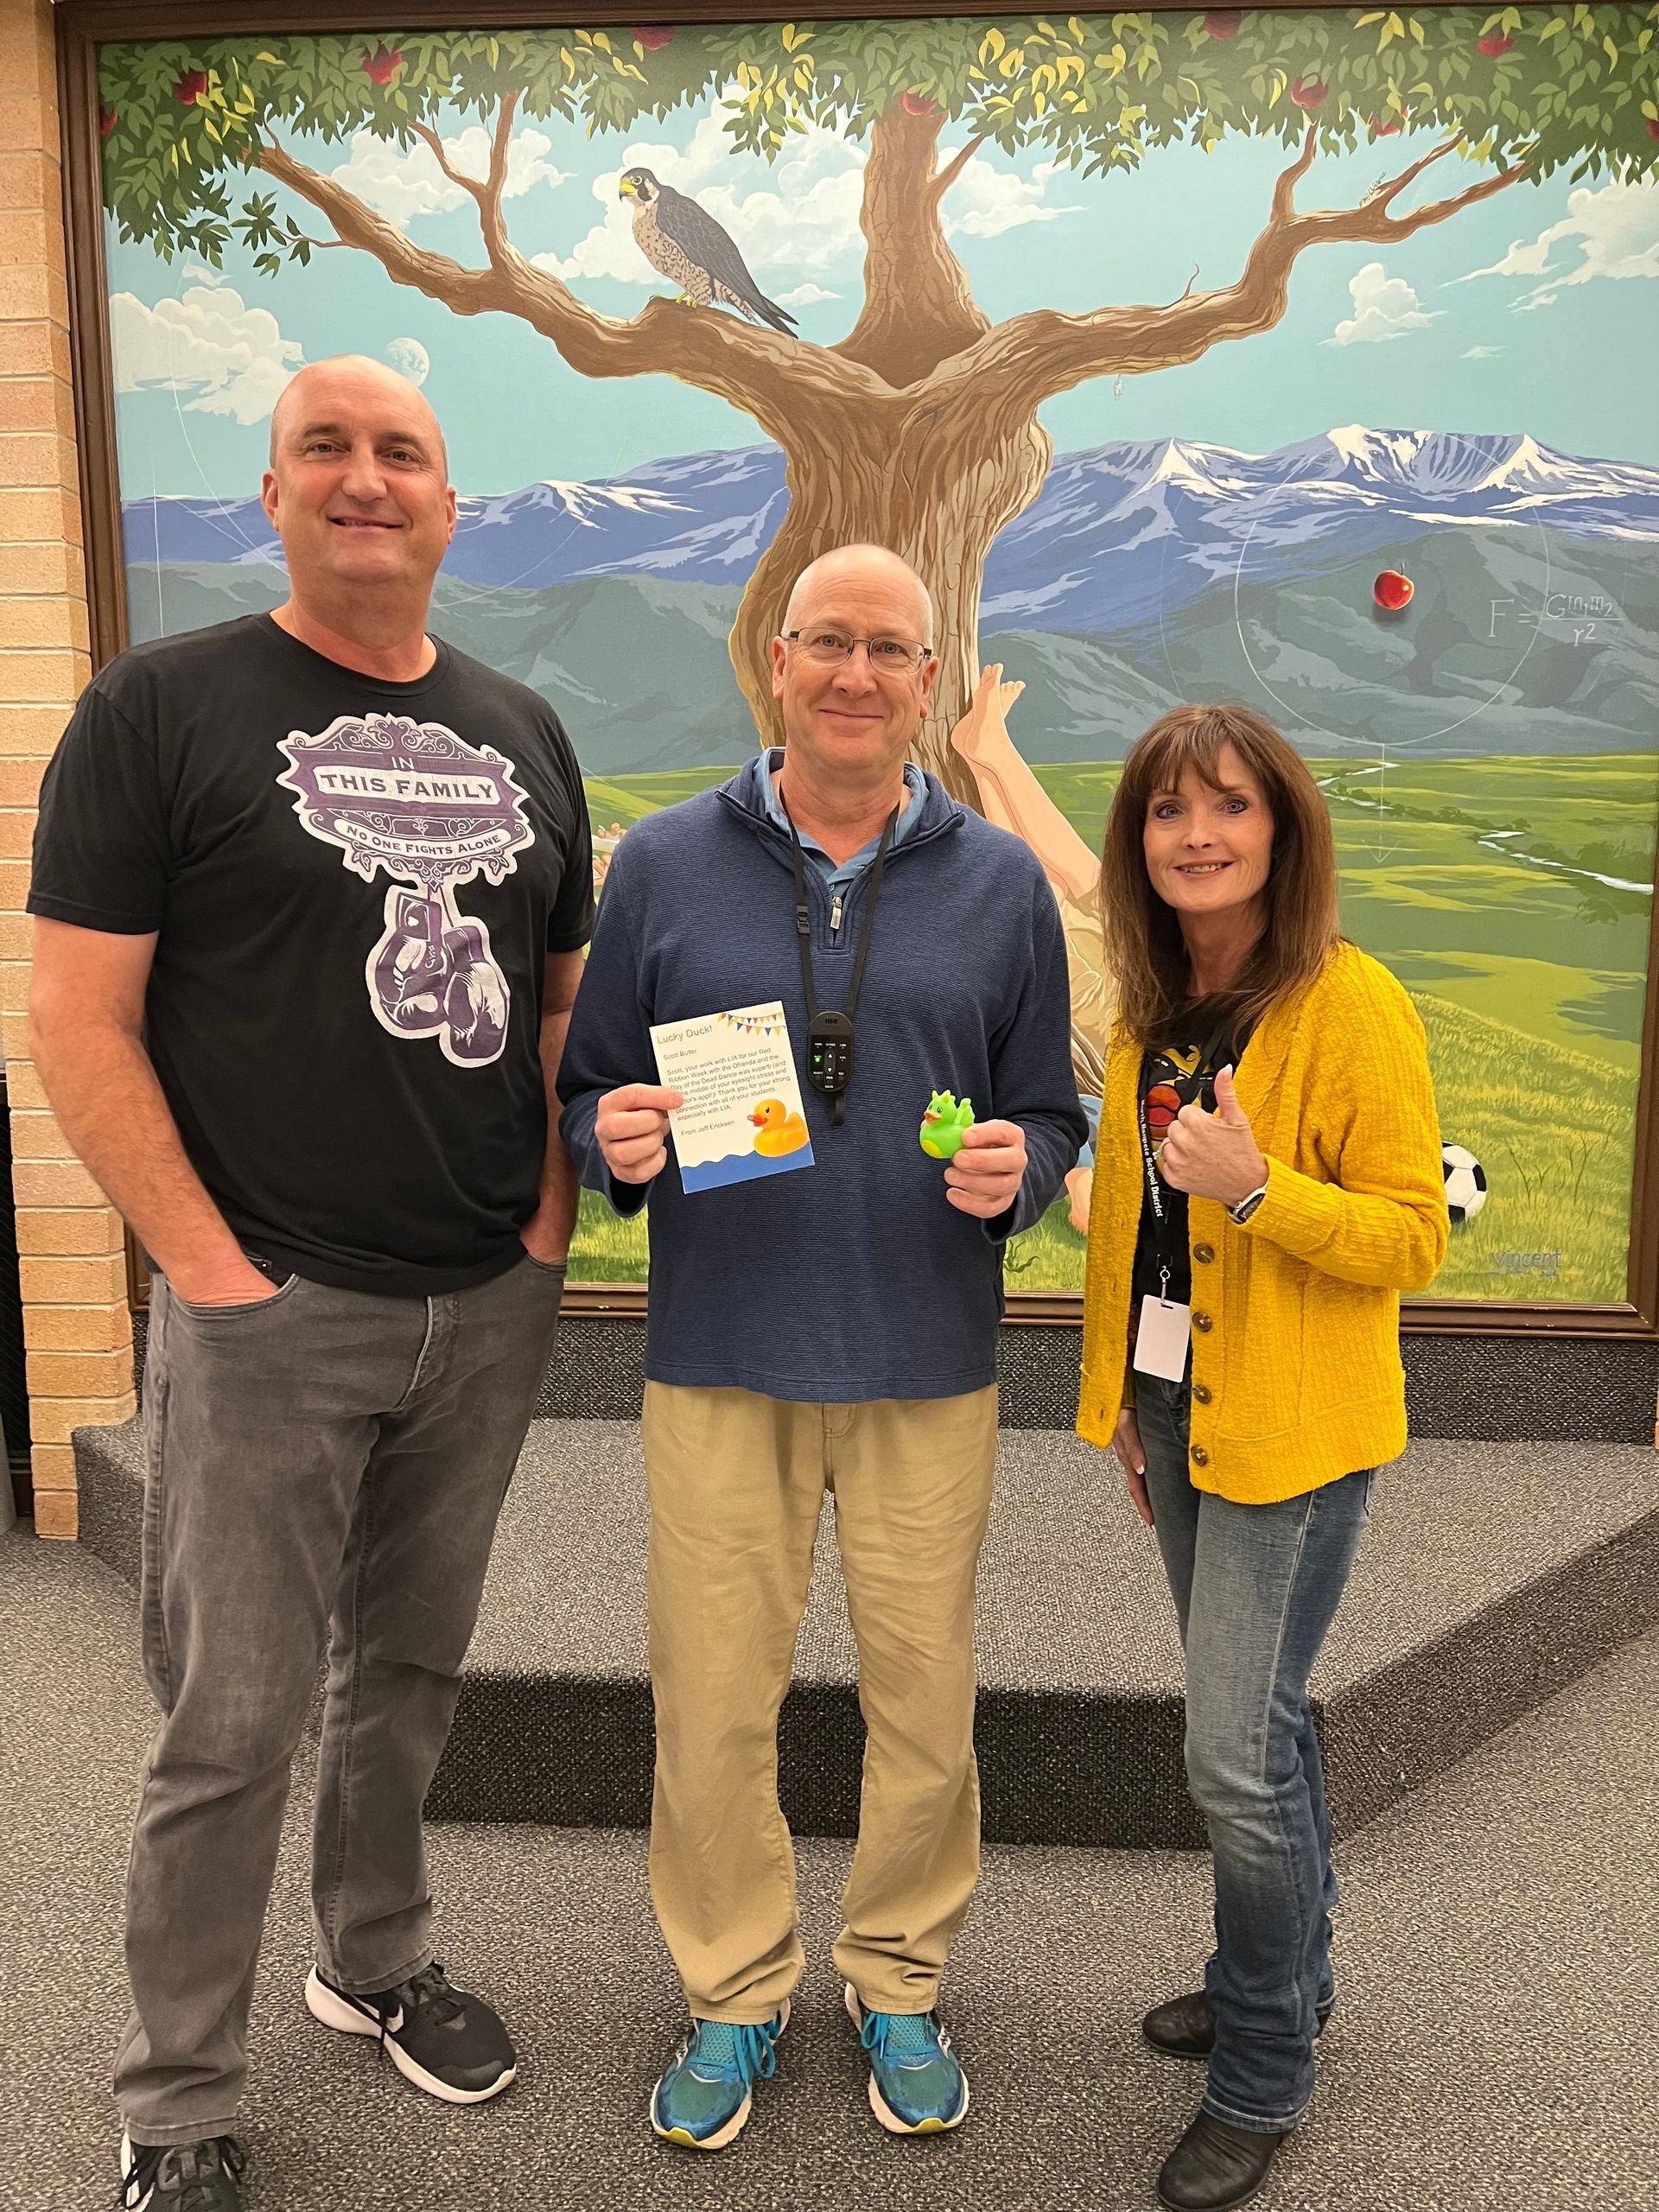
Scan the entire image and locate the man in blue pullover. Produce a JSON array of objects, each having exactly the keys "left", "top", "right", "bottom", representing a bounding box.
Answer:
[{"left": 557, "top": 544, "right": 1084, "bottom": 2151}]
